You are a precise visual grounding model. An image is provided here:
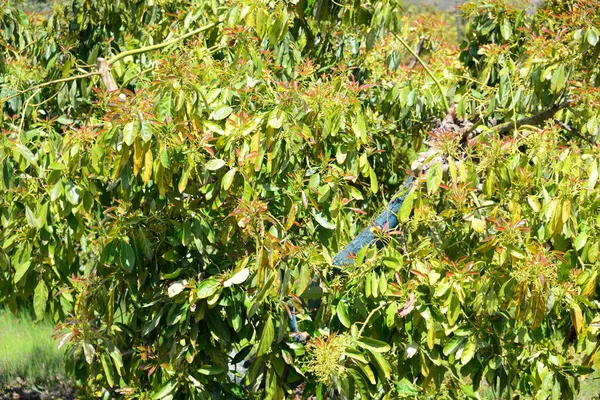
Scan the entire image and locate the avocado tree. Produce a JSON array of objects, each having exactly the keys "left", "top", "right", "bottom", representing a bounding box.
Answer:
[{"left": 0, "top": 0, "right": 598, "bottom": 398}]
